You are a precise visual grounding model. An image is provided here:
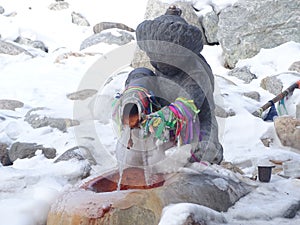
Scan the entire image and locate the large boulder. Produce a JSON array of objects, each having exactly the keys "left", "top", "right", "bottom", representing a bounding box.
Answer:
[
  {"left": 274, "top": 116, "right": 300, "bottom": 150},
  {"left": 47, "top": 168, "right": 253, "bottom": 225},
  {"left": 217, "top": 0, "right": 300, "bottom": 68}
]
